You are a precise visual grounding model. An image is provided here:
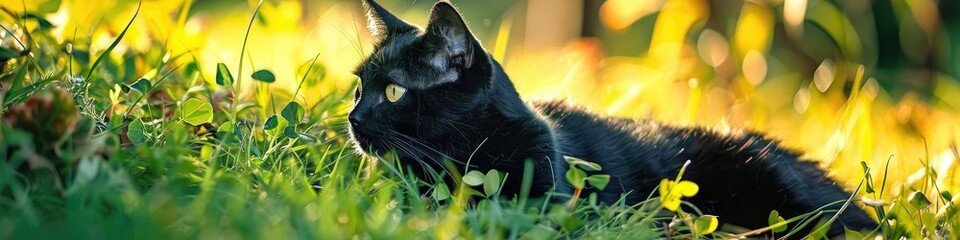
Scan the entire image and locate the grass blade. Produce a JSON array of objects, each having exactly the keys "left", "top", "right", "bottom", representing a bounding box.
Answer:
[
  {"left": 231, "top": 0, "right": 265, "bottom": 119},
  {"left": 85, "top": 1, "right": 140, "bottom": 81}
]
